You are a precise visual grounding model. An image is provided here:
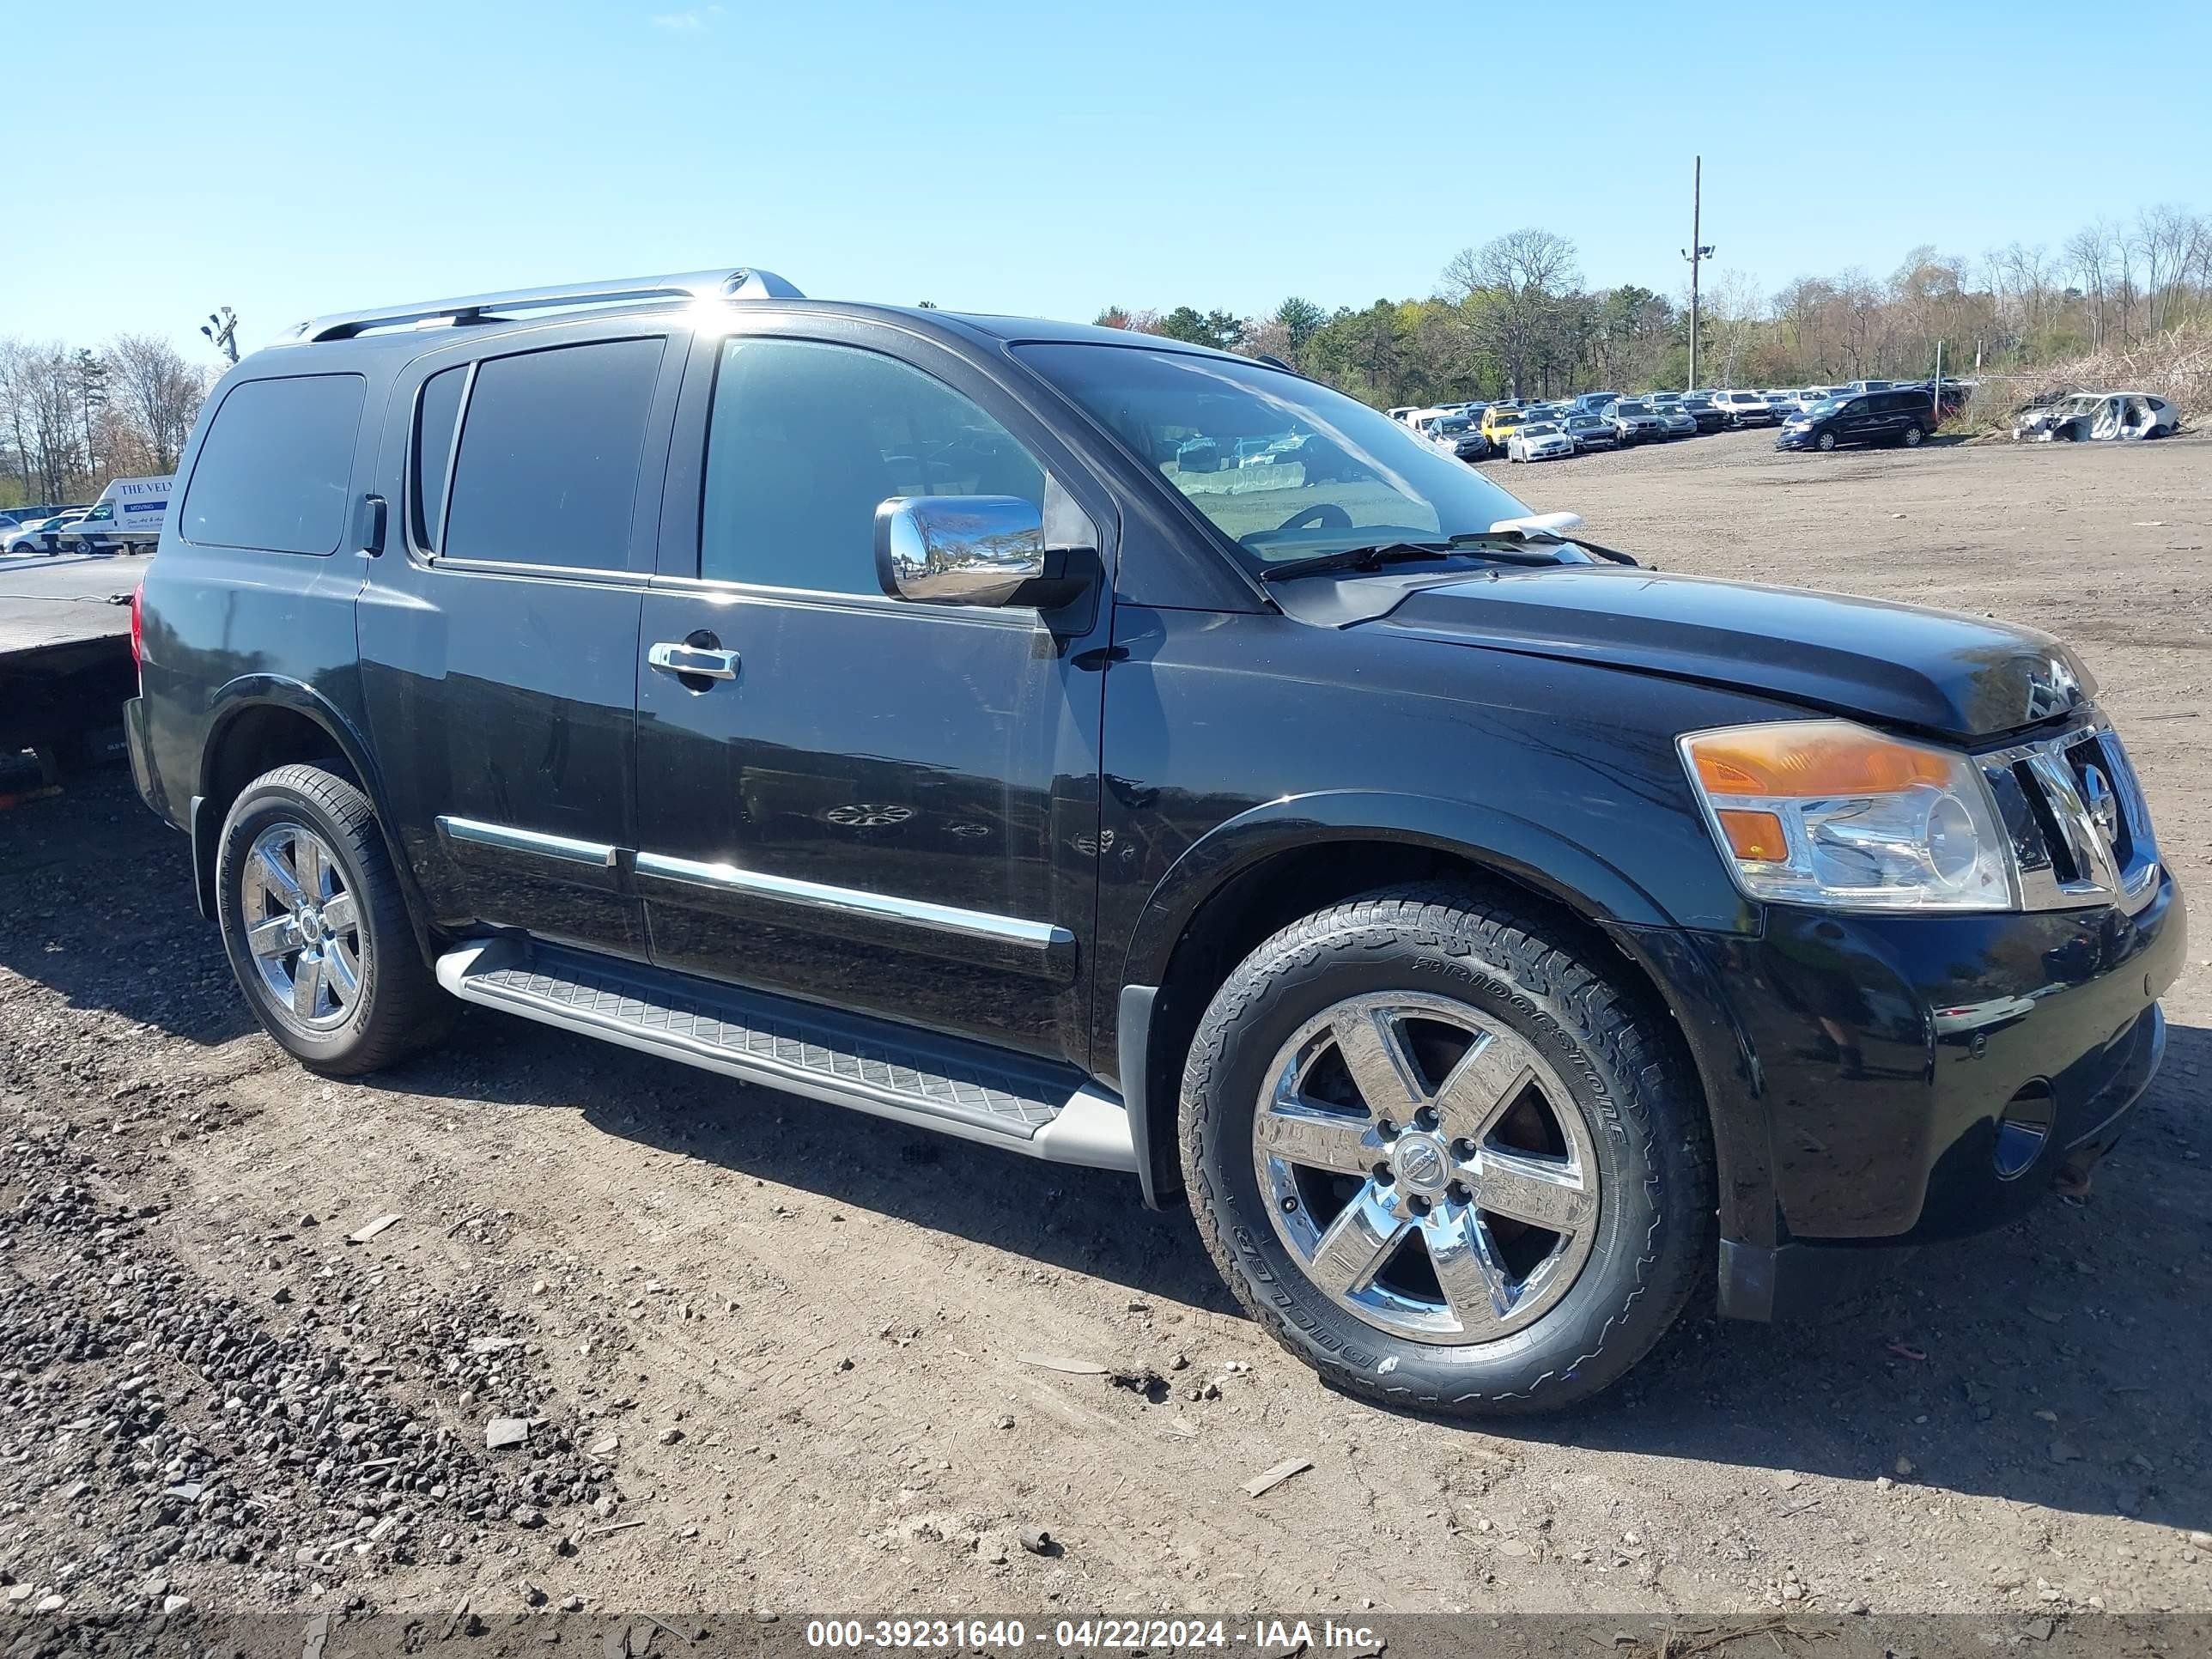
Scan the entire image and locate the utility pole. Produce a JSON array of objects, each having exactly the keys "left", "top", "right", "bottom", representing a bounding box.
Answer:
[
  {"left": 200, "top": 307, "right": 240, "bottom": 366},
  {"left": 1680, "top": 156, "right": 1714, "bottom": 391}
]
